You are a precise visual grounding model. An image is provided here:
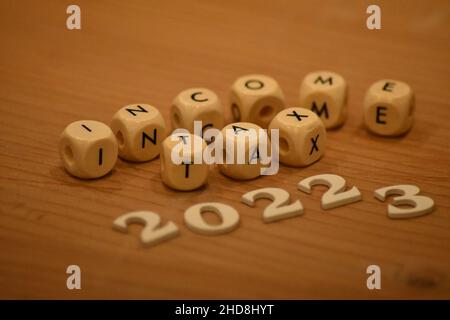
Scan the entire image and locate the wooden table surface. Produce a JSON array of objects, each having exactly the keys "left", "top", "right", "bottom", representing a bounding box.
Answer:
[{"left": 0, "top": 0, "right": 449, "bottom": 299}]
